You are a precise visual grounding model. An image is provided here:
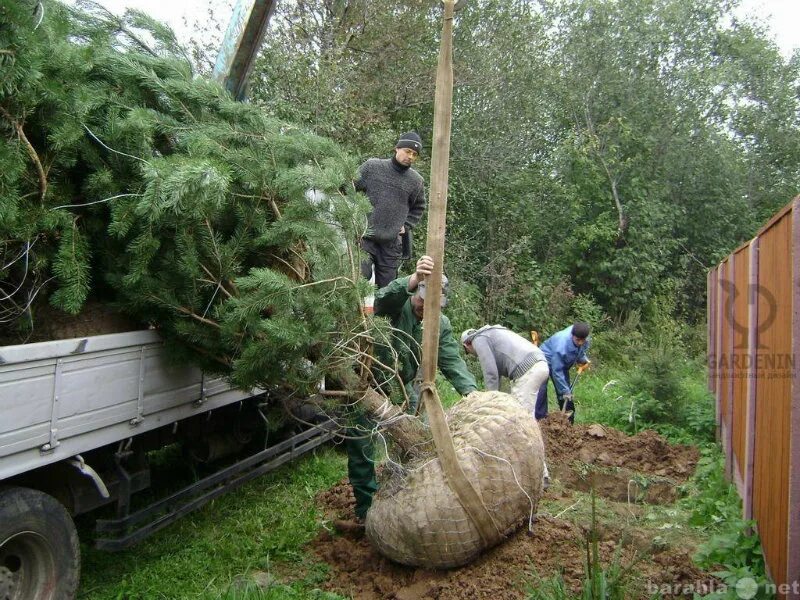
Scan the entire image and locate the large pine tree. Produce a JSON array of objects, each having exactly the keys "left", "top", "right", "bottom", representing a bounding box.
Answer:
[{"left": 1, "top": 0, "right": 376, "bottom": 394}]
